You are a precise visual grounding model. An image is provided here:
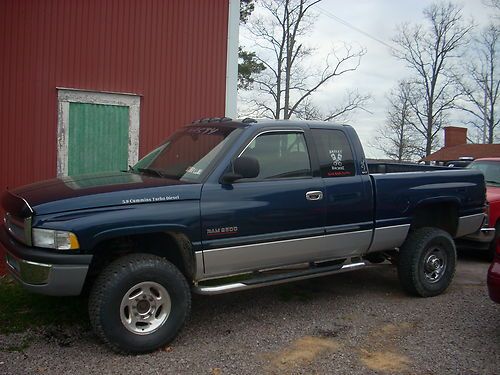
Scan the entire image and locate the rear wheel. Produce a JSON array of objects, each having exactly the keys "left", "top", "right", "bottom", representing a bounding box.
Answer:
[
  {"left": 88, "top": 253, "right": 191, "bottom": 353},
  {"left": 398, "top": 227, "right": 456, "bottom": 297}
]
